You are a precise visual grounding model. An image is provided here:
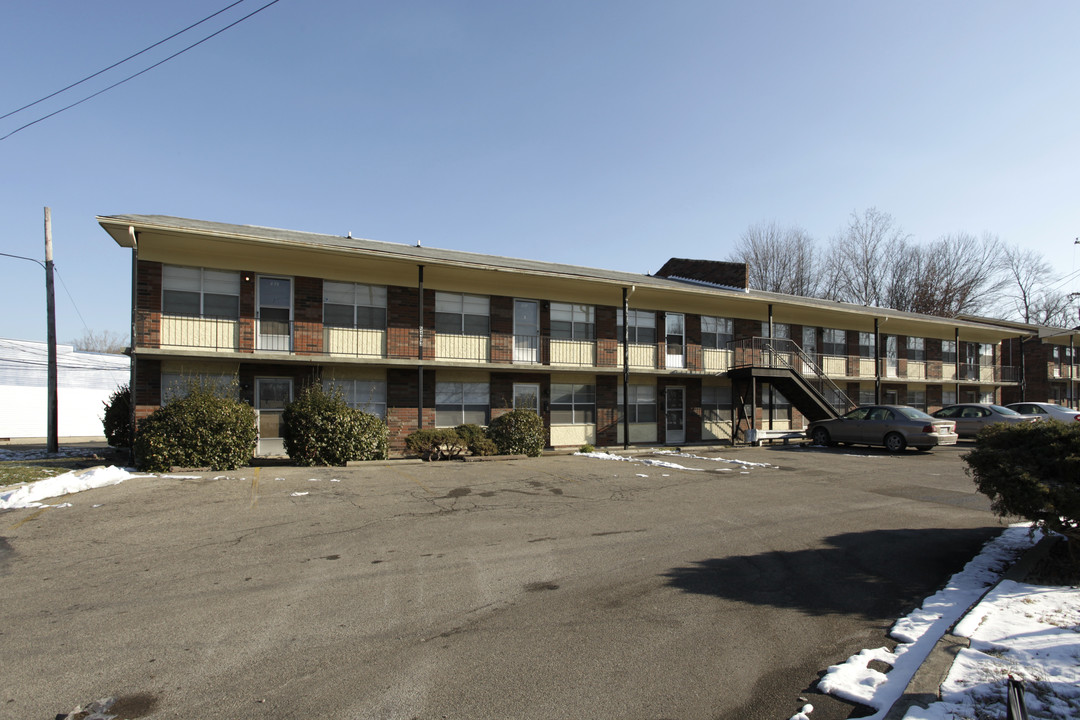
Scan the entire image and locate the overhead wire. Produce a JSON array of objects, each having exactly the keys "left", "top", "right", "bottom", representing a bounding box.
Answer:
[{"left": 0, "top": 0, "right": 284, "bottom": 142}]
